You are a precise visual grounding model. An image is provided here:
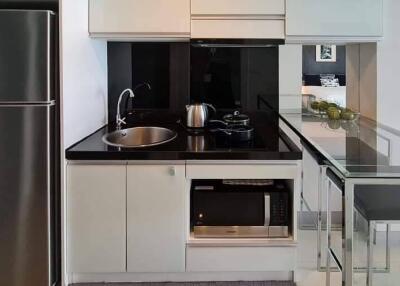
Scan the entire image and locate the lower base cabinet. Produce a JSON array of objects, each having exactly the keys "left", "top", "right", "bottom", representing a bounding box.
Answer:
[
  {"left": 127, "top": 164, "right": 186, "bottom": 273},
  {"left": 67, "top": 163, "right": 186, "bottom": 274},
  {"left": 67, "top": 164, "right": 127, "bottom": 273},
  {"left": 67, "top": 162, "right": 298, "bottom": 277},
  {"left": 186, "top": 246, "right": 296, "bottom": 272}
]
